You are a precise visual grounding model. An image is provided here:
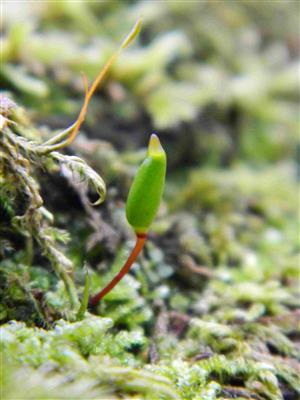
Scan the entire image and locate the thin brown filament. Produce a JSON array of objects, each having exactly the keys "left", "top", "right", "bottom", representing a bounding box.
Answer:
[
  {"left": 66, "top": 18, "right": 142, "bottom": 145},
  {"left": 89, "top": 233, "right": 147, "bottom": 307},
  {"left": 42, "top": 18, "right": 142, "bottom": 152},
  {"left": 66, "top": 51, "right": 120, "bottom": 146}
]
